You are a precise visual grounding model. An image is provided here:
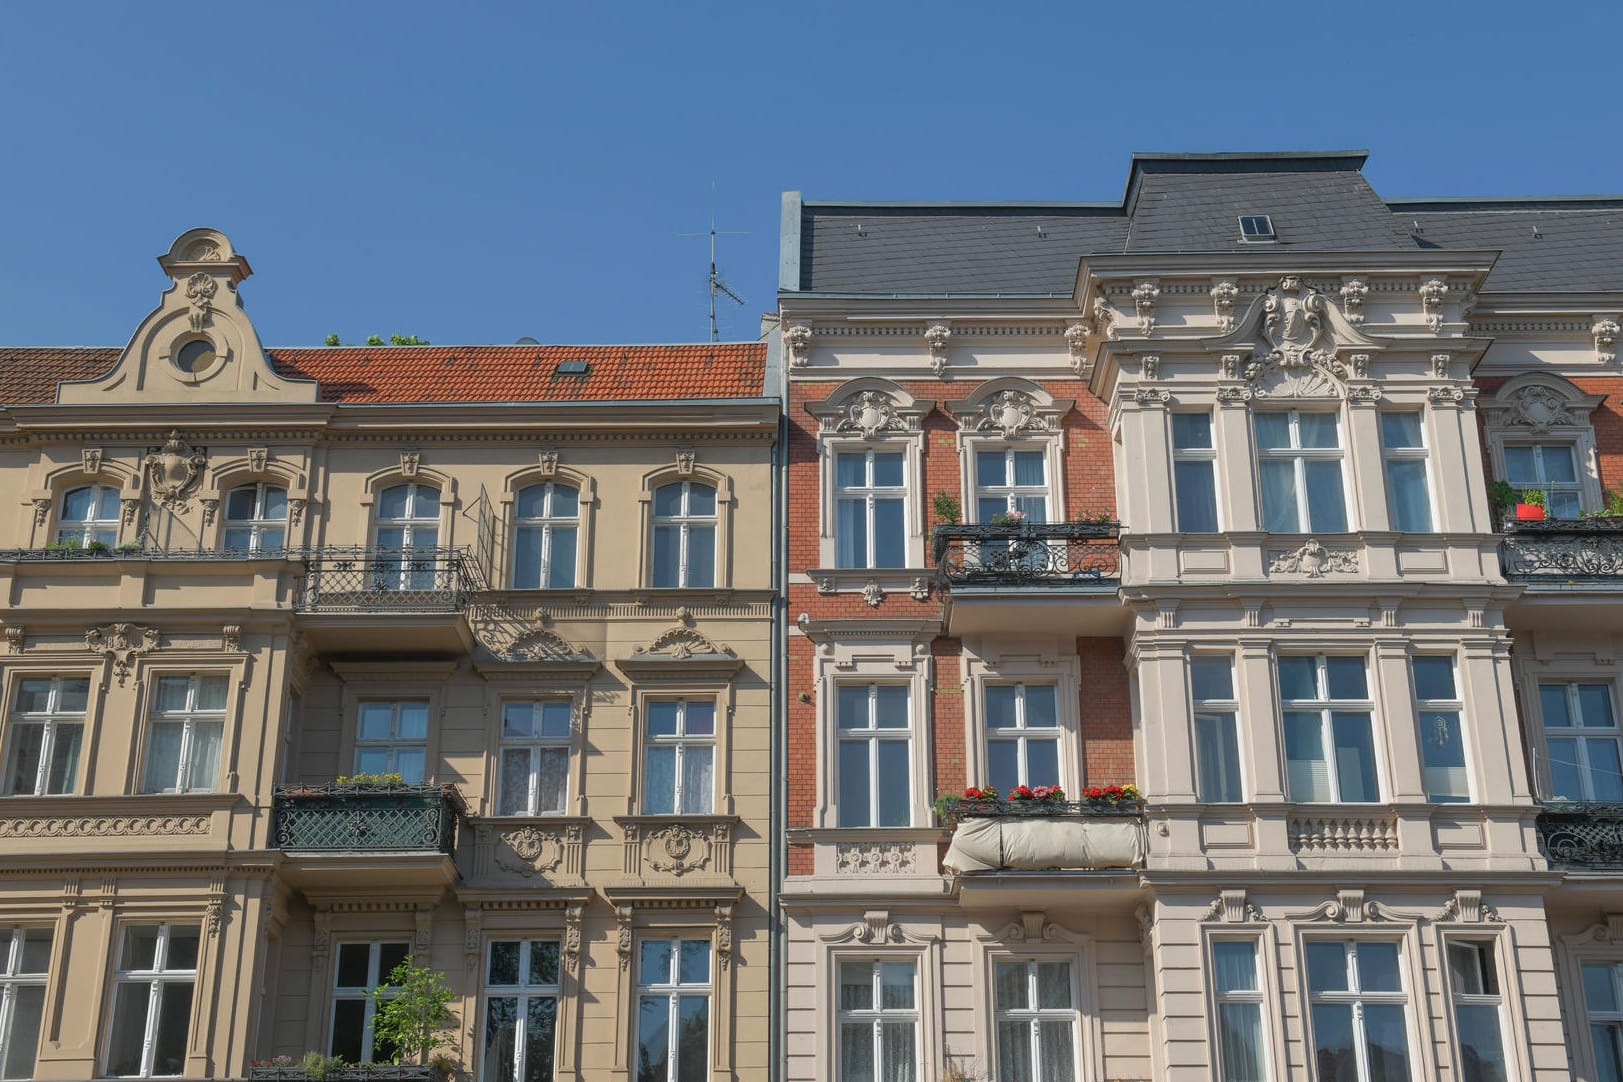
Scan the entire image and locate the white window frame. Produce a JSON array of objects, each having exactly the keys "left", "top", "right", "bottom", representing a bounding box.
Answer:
[
  {"left": 481, "top": 939, "right": 561, "bottom": 1082},
  {"left": 353, "top": 699, "right": 430, "bottom": 784},
  {"left": 142, "top": 674, "right": 228, "bottom": 795},
  {"left": 497, "top": 700, "right": 572, "bottom": 816},
  {"left": 1537, "top": 679, "right": 1623, "bottom": 802},
  {"left": 512, "top": 481, "right": 580, "bottom": 589},
  {"left": 642, "top": 699, "right": 716, "bottom": 816},
  {"left": 4, "top": 673, "right": 90, "bottom": 796},
  {"left": 1442, "top": 937, "right": 1513, "bottom": 1082},
  {"left": 1207, "top": 937, "right": 1270, "bottom": 1082},
  {"left": 836, "top": 958, "right": 919, "bottom": 1082},
  {"left": 650, "top": 481, "right": 717, "bottom": 589},
  {"left": 835, "top": 683, "right": 913, "bottom": 829},
  {"left": 0, "top": 928, "right": 50, "bottom": 1080},
  {"left": 1303, "top": 938, "right": 1415, "bottom": 1082},
  {"left": 1172, "top": 412, "right": 1221, "bottom": 533},
  {"left": 971, "top": 445, "right": 1052, "bottom": 524},
  {"left": 833, "top": 448, "right": 909, "bottom": 569},
  {"left": 983, "top": 682, "right": 1063, "bottom": 792},
  {"left": 1379, "top": 411, "right": 1434, "bottom": 532},
  {"left": 375, "top": 481, "right": 442, "bottom": 548},
  {"left": 329, "top": 940, "right": 408, "bottom": 1065},
  {"left": 1191, "top": 655, "right": 1244, "bottom": 804},
  {"left": 635, "top": 938, "right": 711, "bottom": 1082},
  {"left": 57, "top": 483, "right": 120, "bottom": 546},
  {"left": 1279, "top": 655, "right": 1381, "bottom": 804},
  {"left": 1254, "top": 409, "right": 1349, "bottom": 533},
  {"left": 106, "top": 924, "right": 198, "bottom": 1079},
  {"left": 1413, "top": 655, "right": 1470, "bottom": 804},
  {"left": 1501, "top": 441, "right": 1585, "bottom": 520},
  {"left": 991, "top": 957, "right": 1081, "bottom": 1082},
  {"left": 222, "top": 482, "right": 288, "bottom": 553},
  {"left": 1582, "top": 957, "right": 1623, "bottom": 1082}
]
